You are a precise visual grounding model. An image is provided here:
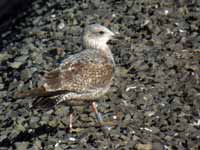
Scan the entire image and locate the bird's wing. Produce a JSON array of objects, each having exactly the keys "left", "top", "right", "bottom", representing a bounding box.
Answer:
[{"left": 43, "top": 49, "right": 114, "bottom": 93}]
